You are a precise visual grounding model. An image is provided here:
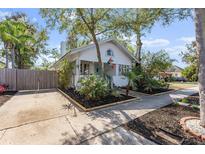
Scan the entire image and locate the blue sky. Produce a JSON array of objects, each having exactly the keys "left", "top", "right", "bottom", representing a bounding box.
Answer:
[{"left": 0, "top": 8, "right": 195, "bottom": 68}]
